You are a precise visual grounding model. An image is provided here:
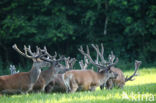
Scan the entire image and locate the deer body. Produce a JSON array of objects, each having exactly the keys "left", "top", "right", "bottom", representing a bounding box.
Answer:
[
  {"left": 63, "top": 69, "right": 116, "bottom": 93},
  {"left": 62, "top": 44, "right": 119, "bottom": 93},
  {"left": 0, "top": 69, "right": 40, "bottom": 93},
  {"left": 0, "top": 44, "right": 50, "bottom": 94},
  {"left": 0, "top": 59, "right": 49, "bottom": 94},
  {"left": 33, "top": 66, "right": 56, "bottom": 92},
  {"left": 45, "top": 57, "right": 76, "bottom": 93},
  {"left": 0, "top": 72, "right": 30, "bottom": 93},
  {"left": 31, "top": 48, "right": 66, "bottom": 92}
]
